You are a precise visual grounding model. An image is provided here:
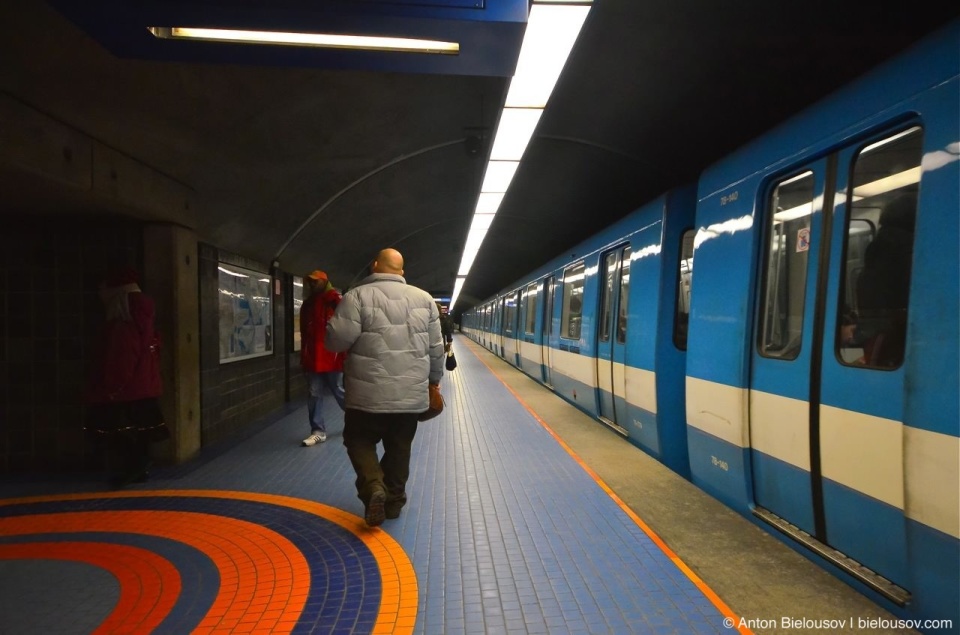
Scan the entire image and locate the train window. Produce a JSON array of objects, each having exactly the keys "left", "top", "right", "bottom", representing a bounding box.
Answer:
[
  {"left": 758, "top": 171, "right": 815, "bottom": 360},
  {"left": 674, "top": 229, "right": 694, "bottom": 350},
  {"left": 617, "top": 246, "right": 631, "bottom": 344},
  {"left": 504, "top": 294, "right": 517, "bottom": 335},
  {"left": 837, "top": 126, "right": 922, "bottom": 369},
  {"left": 525, "top": 282, "right": 538, "bottom": 335},
  {"left": 599, "top": 252, "right": 618, "bottom": 343},
  {"left": 561, "top": 263, "right": 585, "bottom": 340}
]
